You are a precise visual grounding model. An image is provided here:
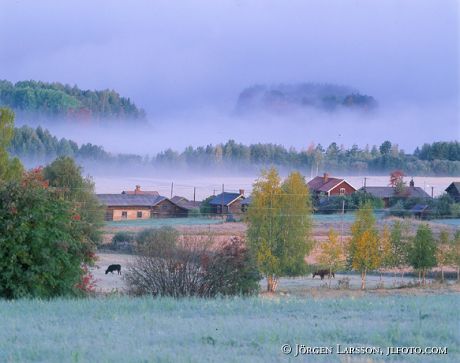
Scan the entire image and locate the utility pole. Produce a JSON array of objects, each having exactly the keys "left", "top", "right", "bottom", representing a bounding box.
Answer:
[
  {"left": 363, "top": 177, "right": 367, "bottom": 189},
  {"left": 170, "top": 182, "right": 173, "bottom": 199},
  {"left": 431, "top": 186, "right": 434, "bottom": 199},
  {"left": 193, "top": 187, "right": 196, "bottom": 202},
  {"left": 221, "top": 184, "right": 225, "bottom": 220},
  {"left": 341, "top": 199, "right": 345, "bottom": 244}
]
